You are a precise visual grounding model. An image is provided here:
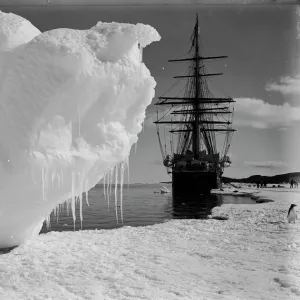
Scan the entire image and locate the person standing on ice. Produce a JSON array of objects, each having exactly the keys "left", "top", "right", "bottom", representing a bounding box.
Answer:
[
  {"left": 287, "top": 204, "right": 297, "bottom": 224},
  {"left": 294, "top": 180, "right": 299, "bottom": 188}
]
